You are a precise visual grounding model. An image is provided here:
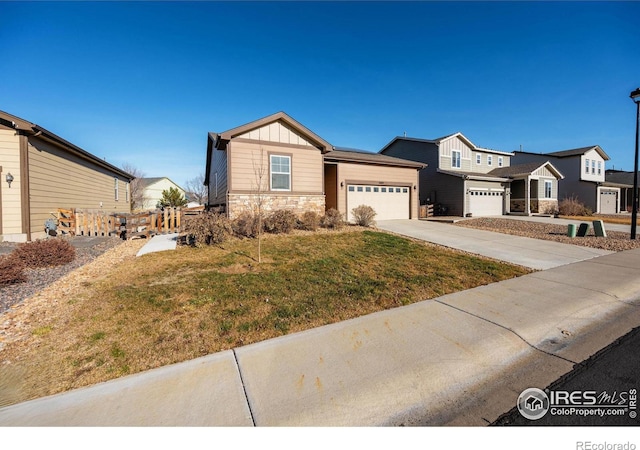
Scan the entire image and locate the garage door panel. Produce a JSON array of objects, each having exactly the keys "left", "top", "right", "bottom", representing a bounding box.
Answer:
[
  {"left": 600, "top": 189, "right": 618, "bottom": 214},
  {"left": 469, "top": 189, "right": 504, "bottom": 216},
  {"left": 347, "top": 185, "right": 410, "bottom": 221}
]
